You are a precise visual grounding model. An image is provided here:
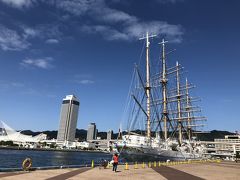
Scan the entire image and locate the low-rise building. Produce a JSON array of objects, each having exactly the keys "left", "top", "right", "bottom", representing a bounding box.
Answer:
[
  {"left": 76, "top": 141, "right": 96, "bottom": 149},
  {"left": 215, "top": 135, "right": 240, "bottom": 153}
]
